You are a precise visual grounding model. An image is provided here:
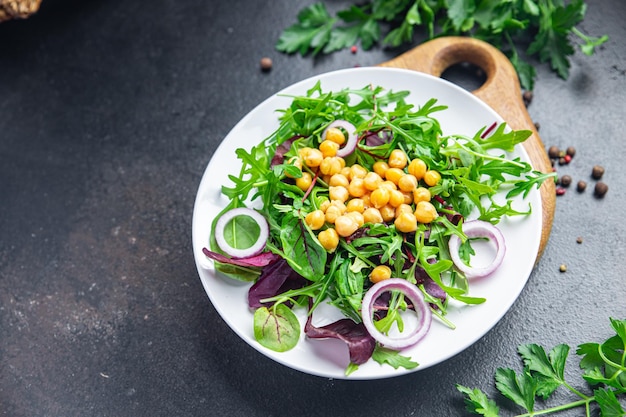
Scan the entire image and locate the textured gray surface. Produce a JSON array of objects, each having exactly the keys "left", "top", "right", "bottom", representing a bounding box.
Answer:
[{"left": 1, "top": 0, "right": 625, "bottom": 416}]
